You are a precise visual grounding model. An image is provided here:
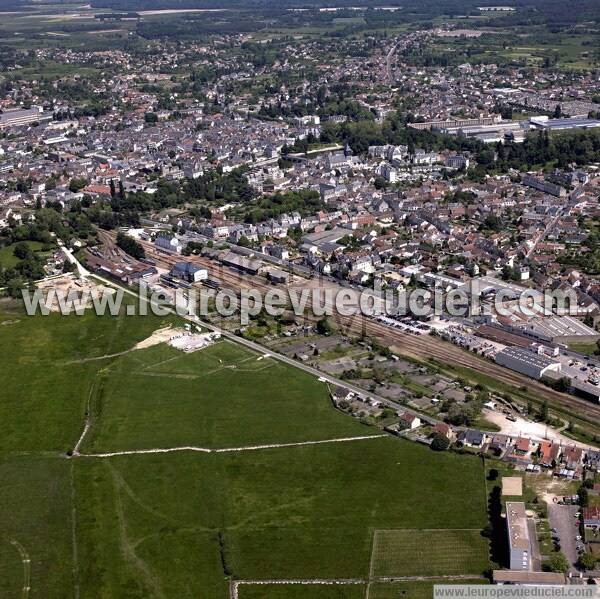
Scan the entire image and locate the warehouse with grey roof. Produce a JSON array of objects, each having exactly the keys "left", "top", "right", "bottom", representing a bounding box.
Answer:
[
  {"left": 519, "top": 315, "right": 600, "bottom": 345},
  {"left": 495, "top": 347, "right": 561, "bottom": 379}
]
